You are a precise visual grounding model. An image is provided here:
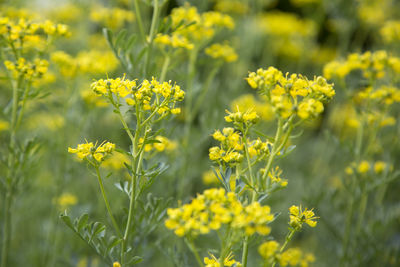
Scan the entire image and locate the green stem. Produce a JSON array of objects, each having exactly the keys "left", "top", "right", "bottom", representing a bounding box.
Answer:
[
  {"left": 241, "top": 236, "right": 250, "bottom": 267},
  {"left": 242, "top": 131, "right": 257, "bottom": 202},
  {"left": 15, "top": 80, "right": 32, "bottom": 131},
  {"left": 160, "top": 54, "right": 170, "bottom": 82},
  {"left": 94, "top": 166, "right": 122, "bottom": 237},
  {"left": 191, "top": 63, "right": 220, "bottom": 120},
  {"left": 1, "top": 75, "right": 22, "bottom": 267},
  {"left": 183, "top": 47, "right": 199, "bottom": 145},
  {"left": 117, "top": 111, "right": 135, "bottom": 145},
  {"left": 133, "top": 0, "right": 146, "bottom": 42},
  {"left": 144, "top": 0, "right": 160, "bottom": 76},
  {"left": 355, "top": 193, "right": 367, "bottom": 236},
  {"left": 261, "top": 119, "right": 285, "bottom": 186},
  {"left": 185, "top": 238, "right": 204, "bottom": 267},
  {"left": 1, "top": 191, "right": 12, "bottom": 267},
  {"left": 271, "top": 229, "right": 296, "bottom": 267}
]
